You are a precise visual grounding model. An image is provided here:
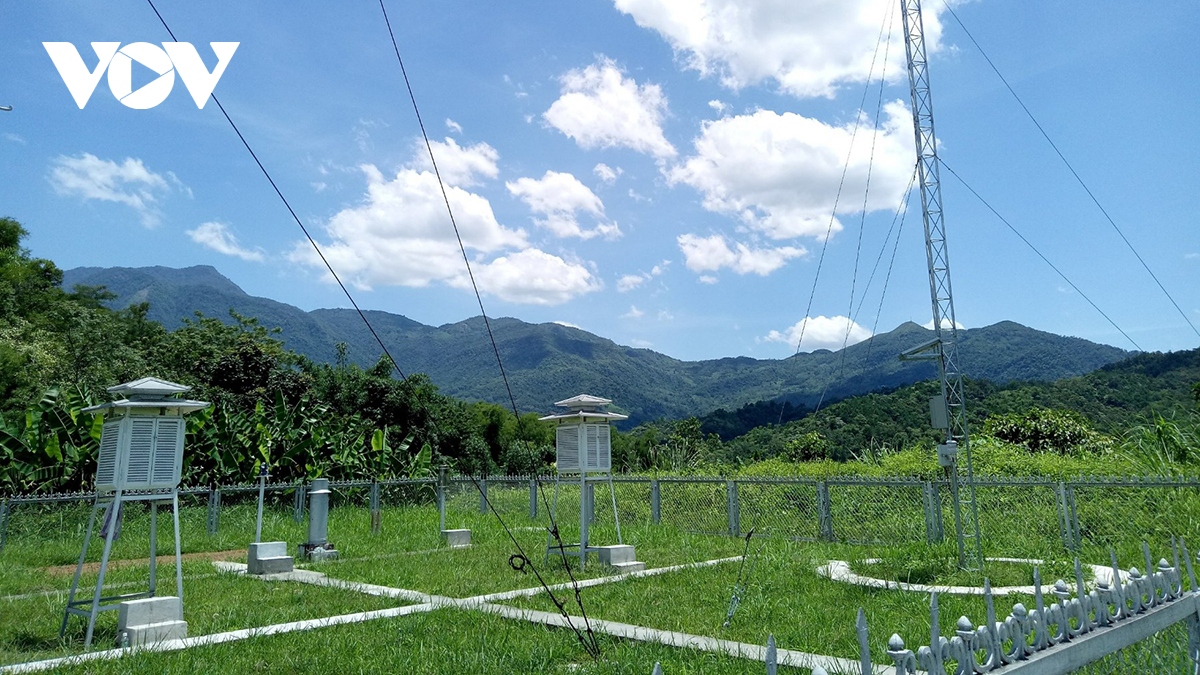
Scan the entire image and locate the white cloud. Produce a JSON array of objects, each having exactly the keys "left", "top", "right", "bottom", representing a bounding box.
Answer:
[
  {"left": 553, "top": 320, "right": 581, "bottom": 329},
  {"left": 467, "top": 249, "right": 603, "bottom": 305},
  {"left": 187, "top": 222, "right": 264, "bottom": 262},
  {"left": 677, "top": 233, "right": 804, "bottom": 276},
  {"left": 699, "top": 275, "right": 718, "bottom": 284},
  {"left": 922, "top": 317, "right": 966, "bottom": 330},
  {"left": 594, "top": 163, "right": 622, "bottom": 183},
  {"left": 657, "top": 309, "right": 674, "bottom": 321},
  {"left": 708, "top": 100, "right": 727, "bottom": 114},
  {"left": 290, "top": 163, "right": 524, "bottom": 290},
  {"left": 616, "top": 260, "right": 670, "bottom": 291},
  {"left": 3, "top": 132, "right": 25, "bottom": 144},
  {"left": 48, "top": 153, "right": 177, "bottom": 227},
  {"left": 668, "top": 104, "right": 915, "bottom": 240},
  {"left": 543, "top": 57, "right": 676, "bottom": 159},
  {"left": 411, "top": 137, "right": 499, "bottom": 187},
  {"left": 617, "top": 274, "right": 647, "bottom": 292},
  {"left": 764, "top": 315, "right": 872, "bottom": 352},
  {"left": 1185, "top": 253, "right": 1200, "bottom": 260},
  {"left": 614, "top": 0, "right": 947, "bottom": 98},
  {"left": 623, "top": 305, "right": 645, "bottom": 319},
  {"left": 291, "top": 151, "right": 602, "bottom": 305},
  {"left": 506, "top": 170, "right": 620, "bottom": 240},
  {"left": 629, "top": 338, "right": 654, "bottom": 348},
  {"left": 445, "top": 118, "right": 463, "bottom": 134}
]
